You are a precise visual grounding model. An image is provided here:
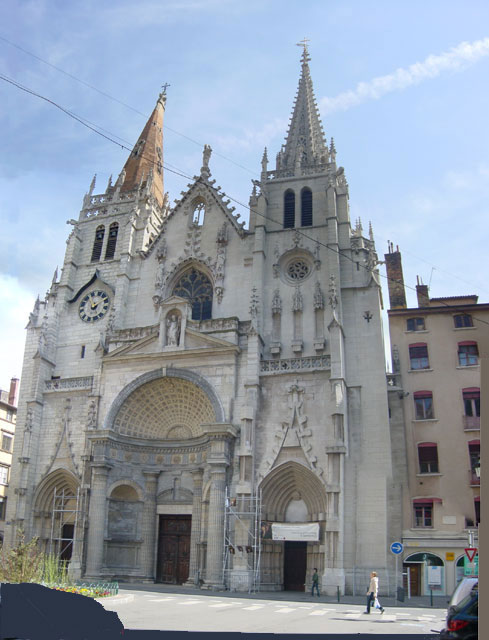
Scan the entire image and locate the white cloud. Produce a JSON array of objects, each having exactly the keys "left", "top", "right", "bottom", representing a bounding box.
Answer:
[
  {"left": 320, "top": 37, "right": 489, "bottom": 114},
  {"left": 0, "top": 274, "right": 35, "bottom": 390}
]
